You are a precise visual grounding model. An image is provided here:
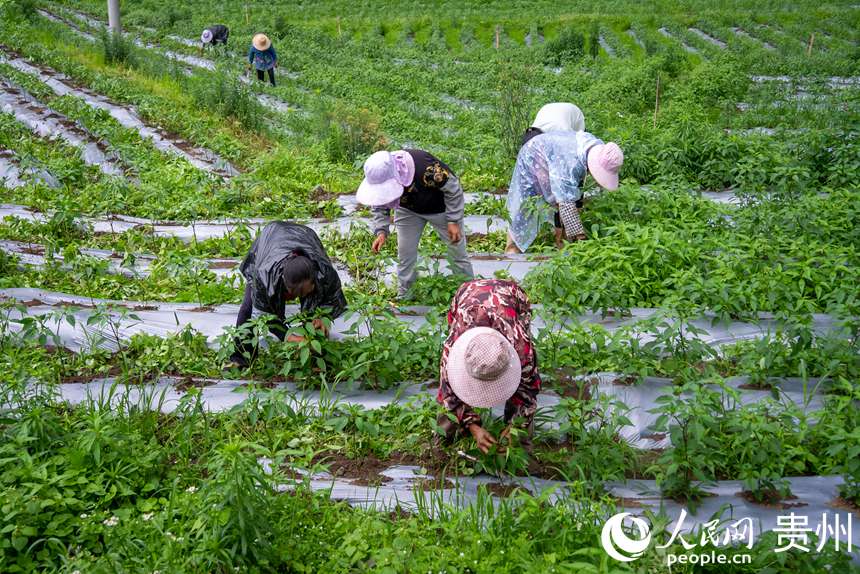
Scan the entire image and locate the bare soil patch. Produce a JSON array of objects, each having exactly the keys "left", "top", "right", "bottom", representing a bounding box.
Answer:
[{"left": 737, "top": 489, "right": 807, "bottom": 509}]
